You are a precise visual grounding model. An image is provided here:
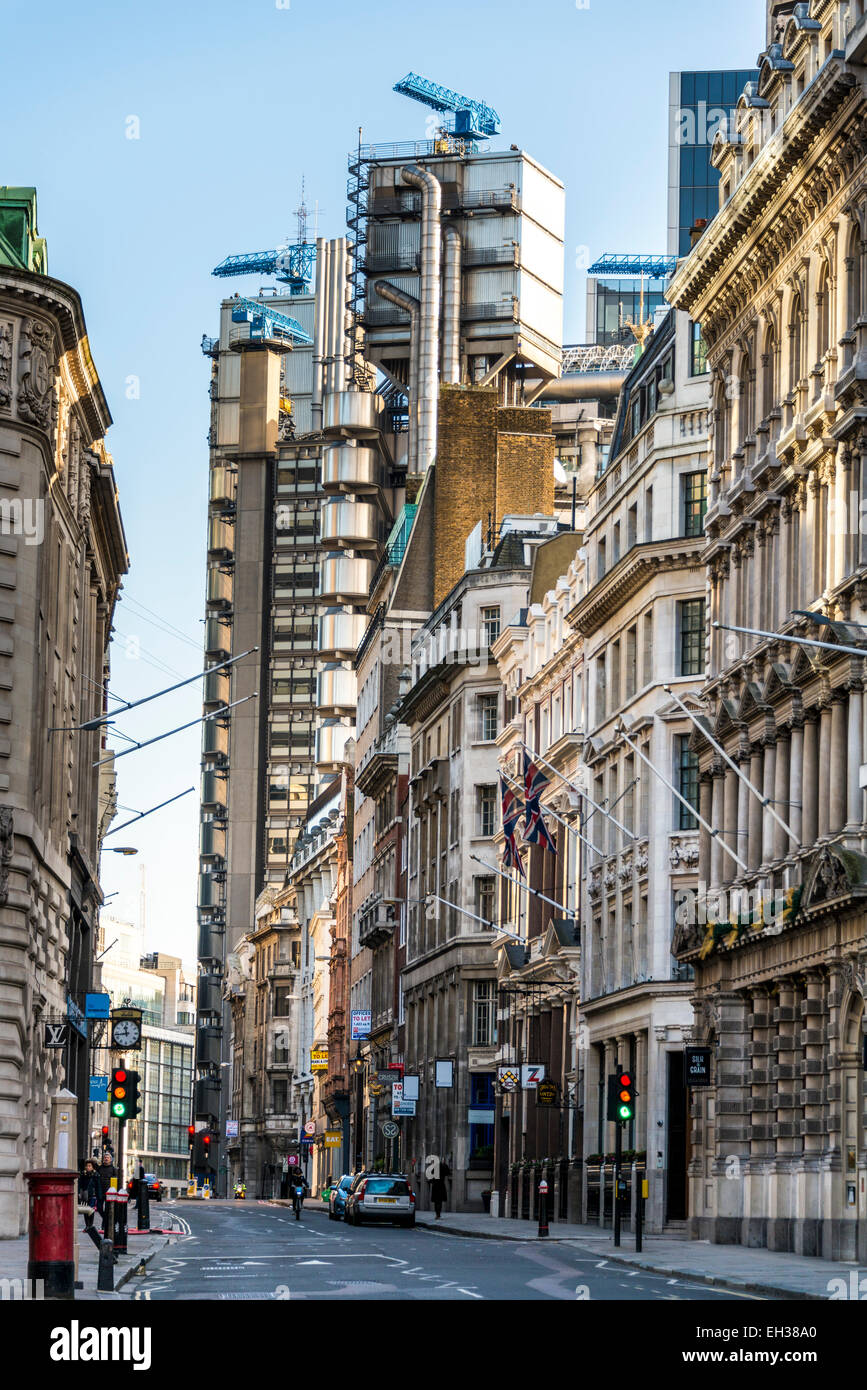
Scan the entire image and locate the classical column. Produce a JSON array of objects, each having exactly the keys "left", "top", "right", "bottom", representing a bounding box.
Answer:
[
  {"left": 829, "top": 693, "right": 847, "bottom": 834},
  {"left": 817, "top": 703, "right": 832, "bottom": 839},
  {"left": 802, "top": 713, "right": 819, "bottom": 845},
  {"left": 773, "top": 730, "right": 790, "bottom": 861},
  {"left": 698, "top": 773, "right": 713, "bottom": 882},
  {"left": 710, "top": 766, "right": 725, "bottom": 887},
  {"left": 789, "top": 719, "right": 804, "bottom": 847},
  {"left": 724, "top": 765, "right": 739, "bottom": 885},
  {"left": 737, "top": 753, "right": 751, "bottom": 872},
  {"left": 761, "top": 737, "right": 777, "bottom": 865},
  {"left": 749, "top": 745, "right": 764, "bottom": 870},
  {"left": 846, "top": 681, "right": 863, "bottom": 829}
]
